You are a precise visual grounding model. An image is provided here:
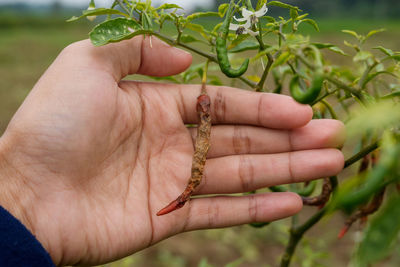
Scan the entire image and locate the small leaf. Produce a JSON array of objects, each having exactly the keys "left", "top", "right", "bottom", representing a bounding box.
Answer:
[
  {"left": 229, "top": 41, "right": 260, "bottom": 53},
  {"left": 218, "top": 3, "right": 229, "bottom": 17},
  {"left": 267, "top": 1, "right": 301, "bottom": 11},
  {"left": 290, "top": 8, "right": 298, "bottom": 21},
  {"left": 141, "top": 12, "right": 153, "bottom": 30},
  {"left": 185, "top": 23, "right": 210, "bottom": 41},
  {"left": 264, "top": 16, "right": 276, "bottom": 23},
  {"left": 89, "top": 18, "right": 146, "bottom": 46},
  {"left": 354, "top": 51, "right": 373, "bottom": 62},
  {"left": 67, "top": 8, "right": 128, "bottom": 22},
  {"left": 302, "top": 18, "right": 319, "bottom": 32},
  {"left": 356, "top": 195, "right": 400, "bottom": 266},
  {"left": 156, "top": 3, "right": 183, "bottom": 10},
  {"left": 186, "top": 12, "right": 219, "bottom": 22},
  {"left": 256, "top": 0, "right": 268, "bottom": 10},
  {"left": 179, "top": 34, "right": 201, "bottom": 43},
  {"left": 246, "top": 75, "right": 261, "bottom": 83},
  {"left": 373, "top": 46, "right": 394, "bottom": 56},
  {"left": 362, "top": 71, "right": 398, "bottom": 88},
  {"left": 224, "top": 258, "right": 244, "bottom": 267},
  {"left": 366, "top": 28, "right": 386, "bottom": 39},
  {"left": 329, "top": 46, "right": 347, "bottom": 56},
  {"left": 342, "top": 29, "right": 360, "bottom": 39},
  {"left": 388, "top": 54, "right": 400, "bottom": 61},
  {"left": 272, "top": 51, "right": 292, "bottom": 67}
]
